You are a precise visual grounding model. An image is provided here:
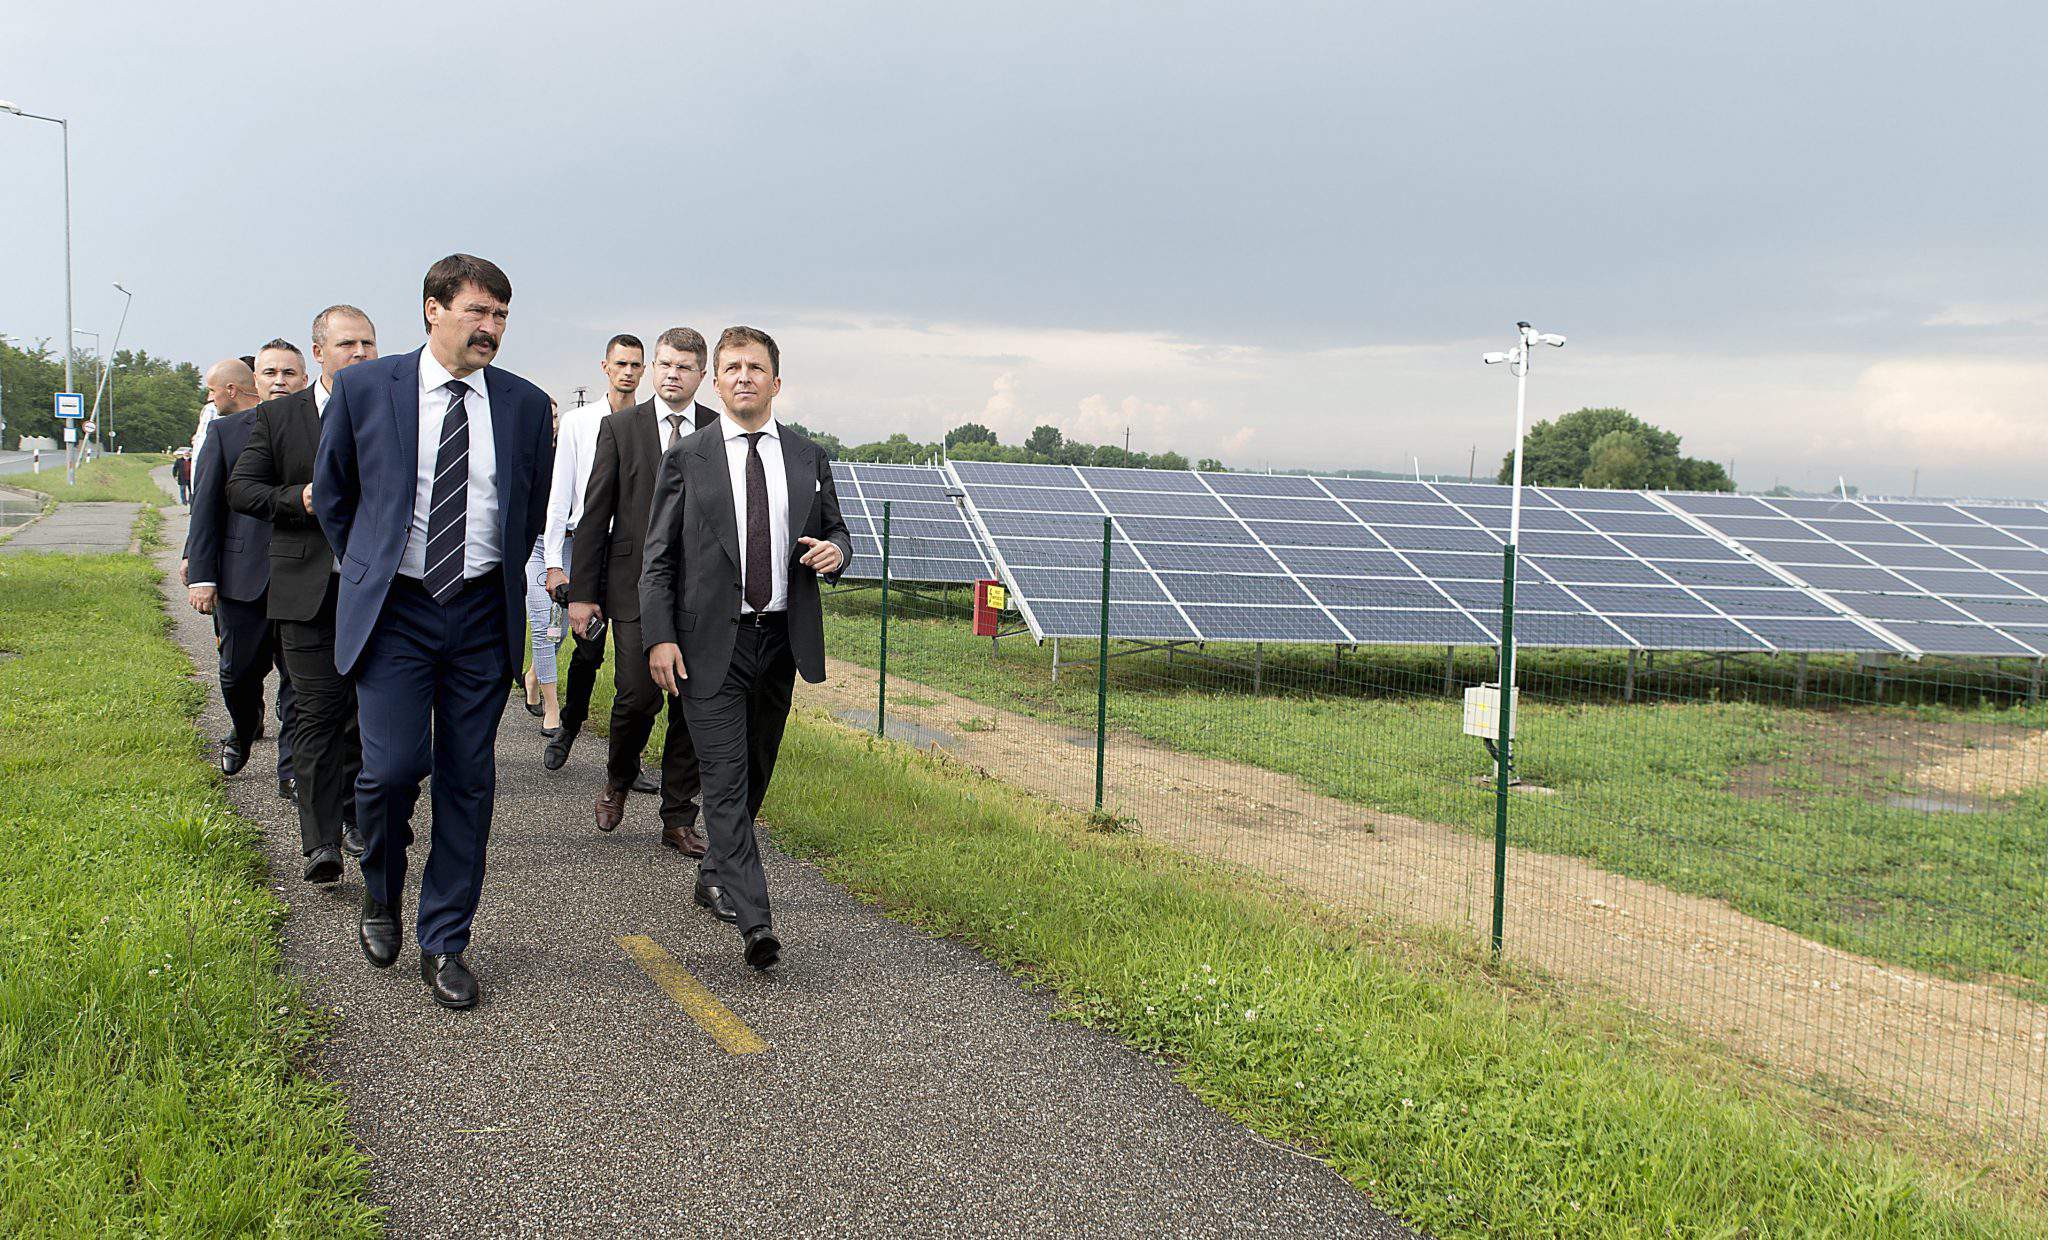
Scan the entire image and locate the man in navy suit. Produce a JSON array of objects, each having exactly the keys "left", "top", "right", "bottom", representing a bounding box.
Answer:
[
  {"left": 313, "top": 254, "right": 555, "bottom": 1010},
  {"left": 184, "top": 356, "right": 296, "bottom": 798}
]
